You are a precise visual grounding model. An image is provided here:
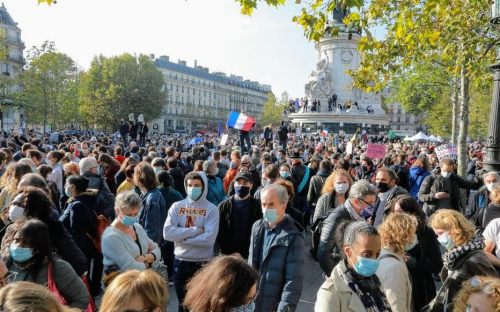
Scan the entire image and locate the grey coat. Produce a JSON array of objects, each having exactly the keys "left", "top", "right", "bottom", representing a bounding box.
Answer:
[{"left": 249, "top": 215, "right": 304, "bottom": 312}]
